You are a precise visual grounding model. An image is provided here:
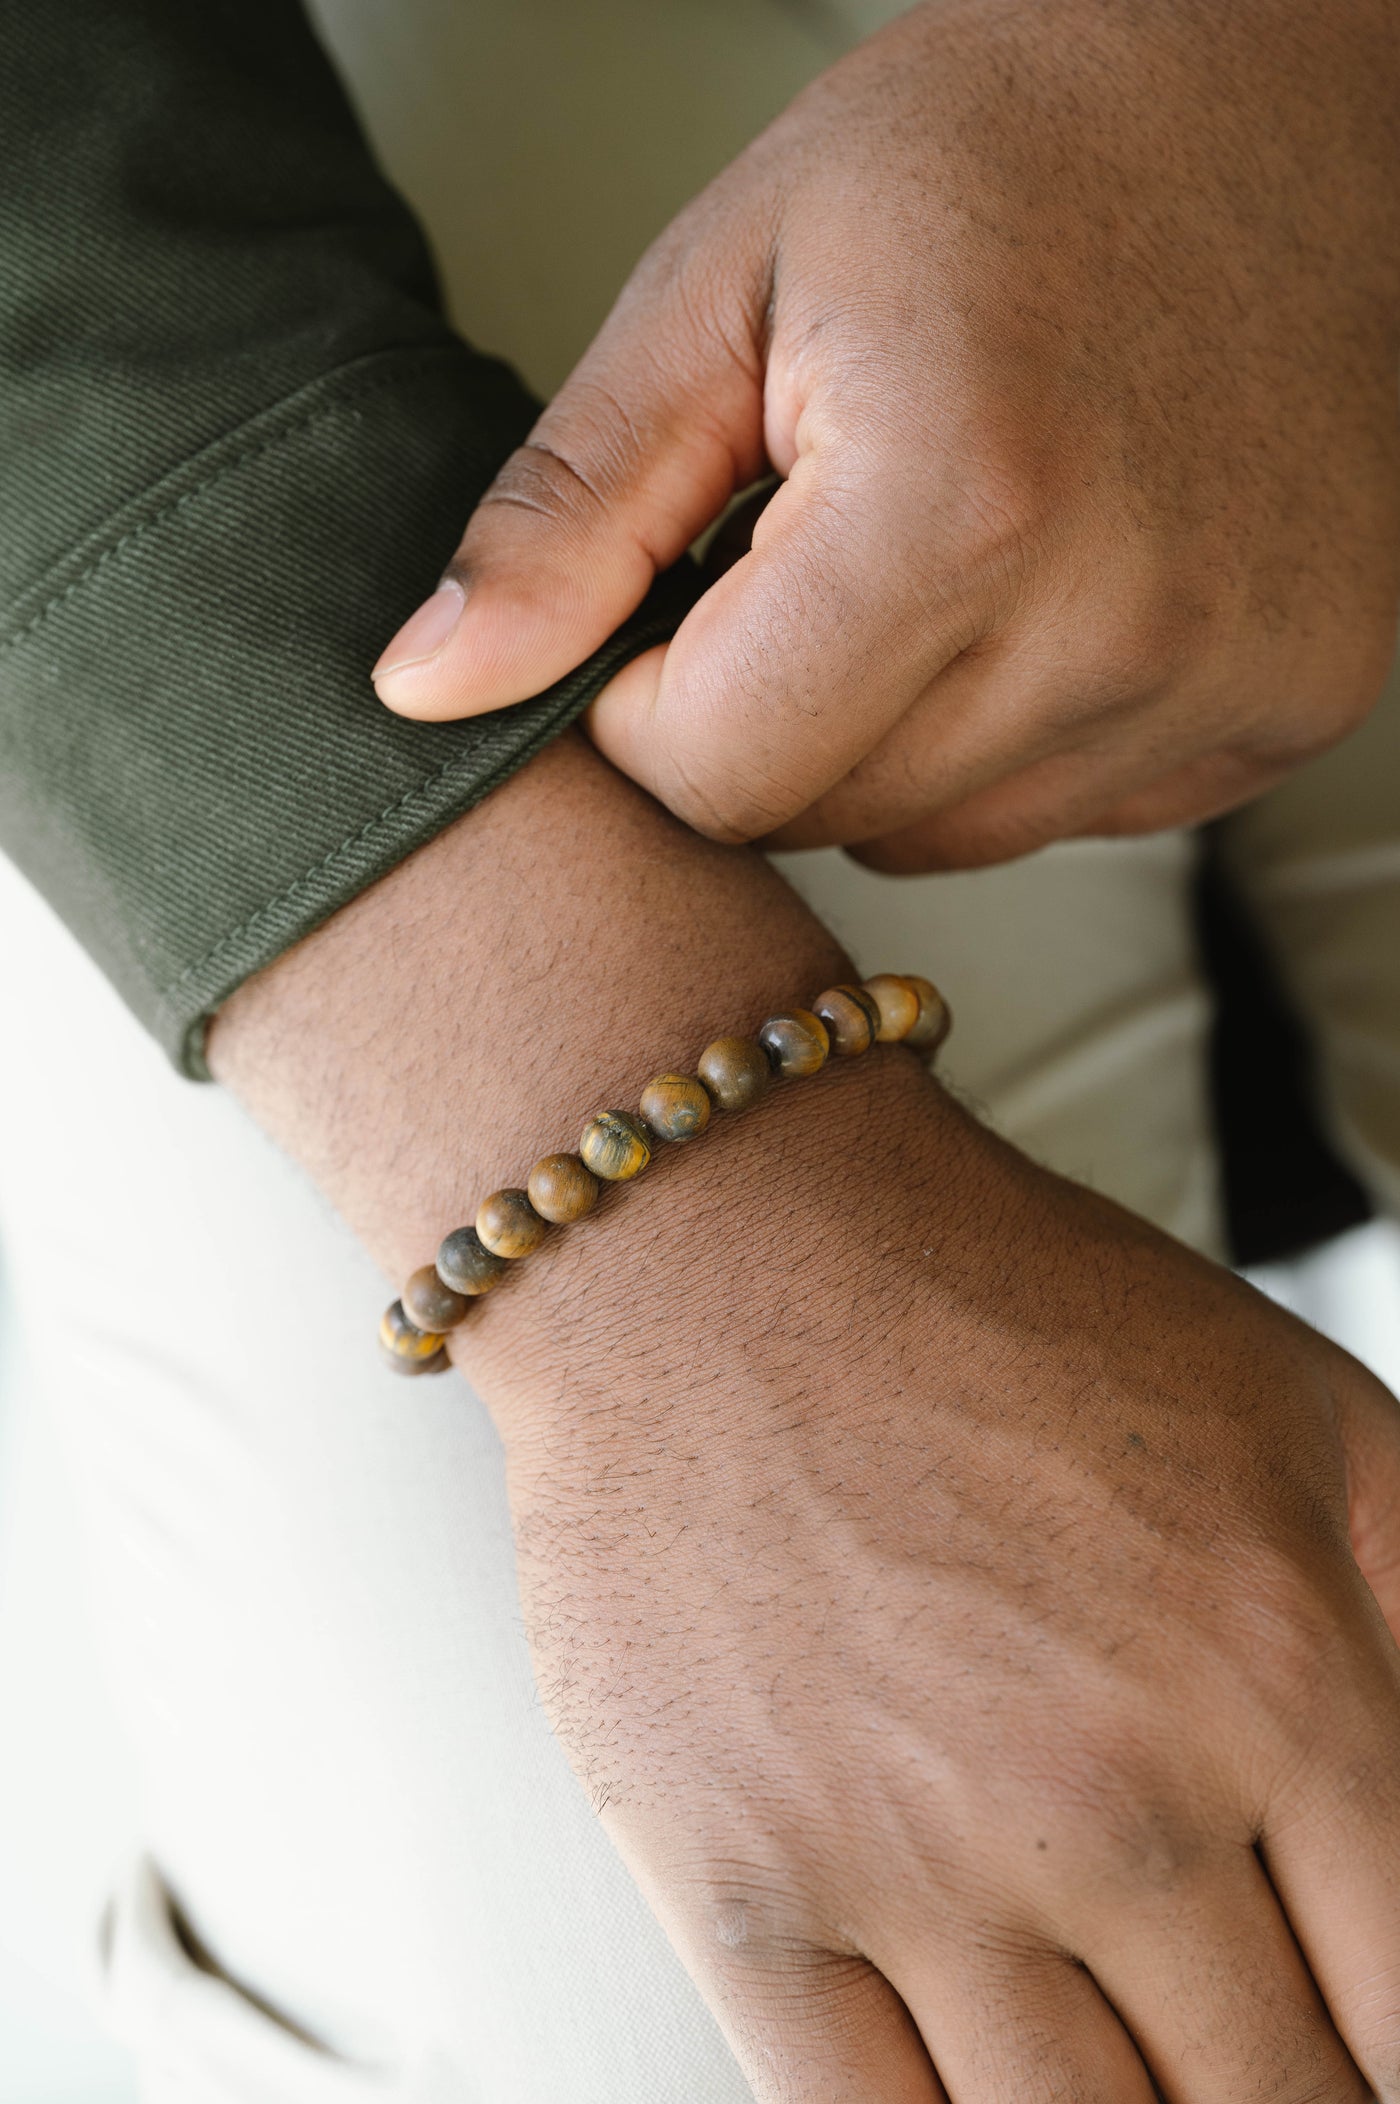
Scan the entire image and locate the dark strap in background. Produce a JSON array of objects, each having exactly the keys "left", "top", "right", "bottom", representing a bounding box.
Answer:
[{"left": 1196, "top": 829, "right": 1372, "bottom": 1267}]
